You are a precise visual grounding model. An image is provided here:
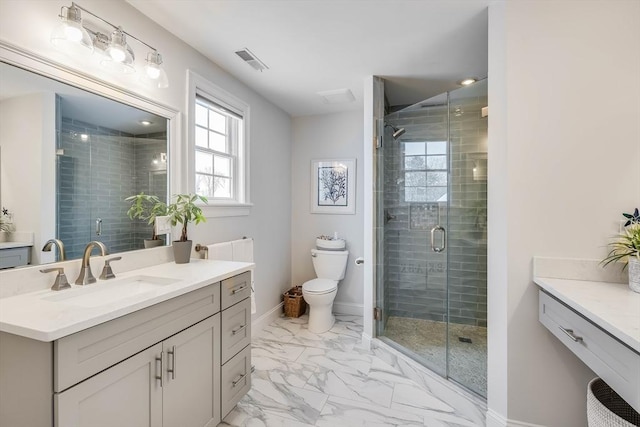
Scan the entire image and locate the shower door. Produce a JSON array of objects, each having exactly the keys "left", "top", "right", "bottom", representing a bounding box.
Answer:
[{"left": 375, "top": 80, "right": 487, "bottom": 397}]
